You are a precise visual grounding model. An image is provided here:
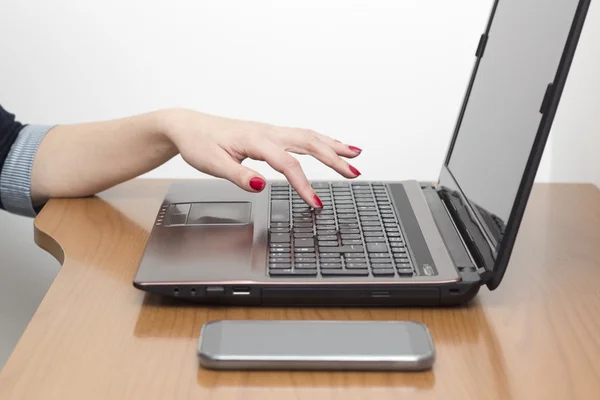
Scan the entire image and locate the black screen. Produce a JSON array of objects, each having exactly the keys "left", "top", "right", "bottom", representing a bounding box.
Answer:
[{"left": 446, "top": 0, "right": 581, "bottom": 247}]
